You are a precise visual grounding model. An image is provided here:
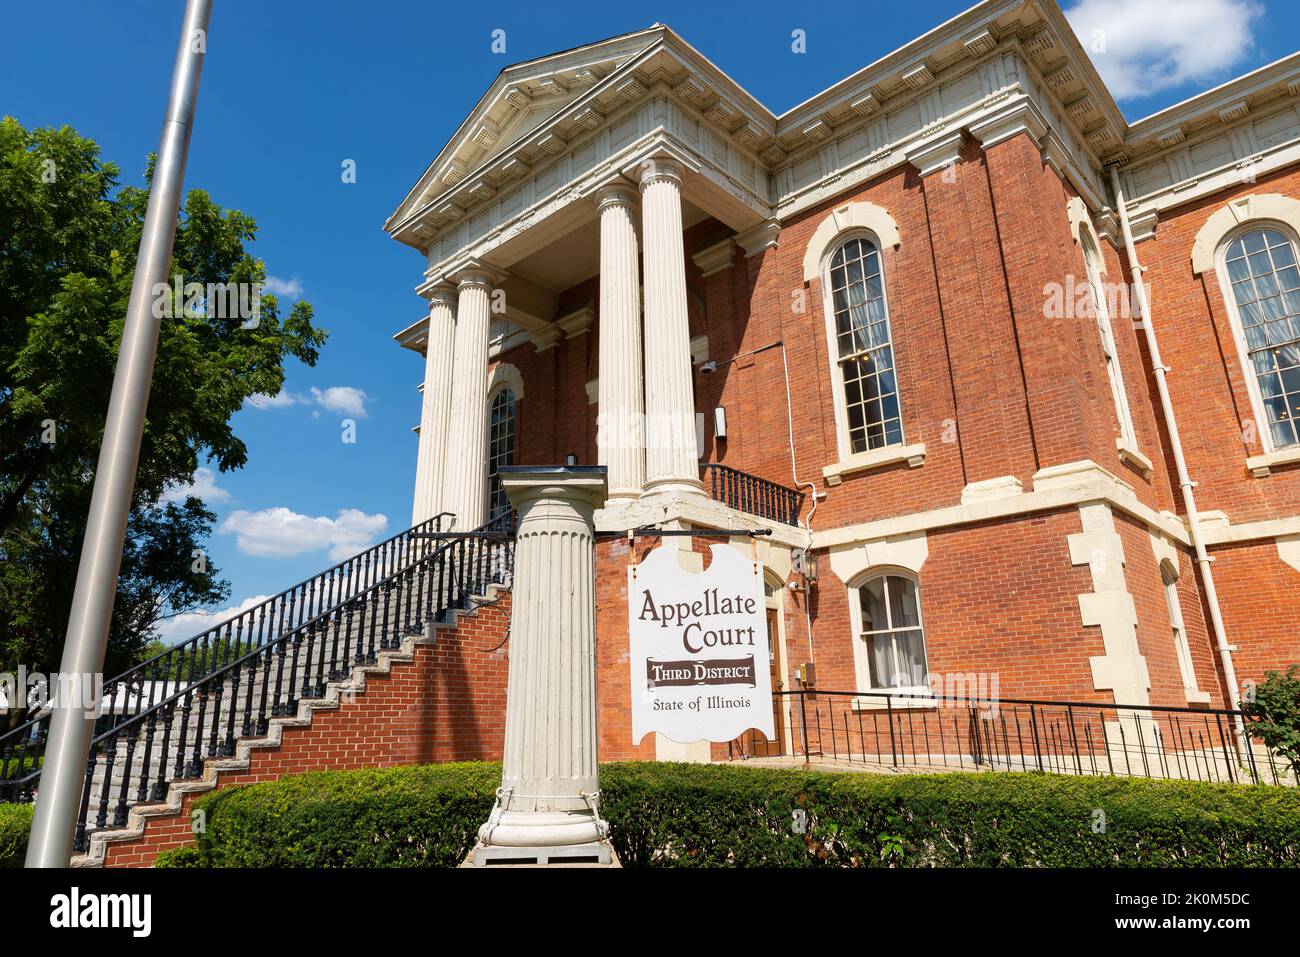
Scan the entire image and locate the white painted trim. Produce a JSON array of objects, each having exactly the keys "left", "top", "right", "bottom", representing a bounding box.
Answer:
[
  {"left": 1246, "top": 444, "right": 1300, "bottom": 477},
  {"left": 487, "top": 361, "right": 525, "bottom": 401},
  {"left": 823, "top": 443, "right": 926, "bottom": 485},
  {"left": 1191, "top": 194, "right": 1300, "bottom": 274},
  {"left": 1066, "top": 196, "right": 1107, "bottom": 274},
  {"left": 1209, "top": 215, "right": 1300, "bottom": 459},
  {"left": 801, "top": 201, "right": 901, "bottom": 283}
]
